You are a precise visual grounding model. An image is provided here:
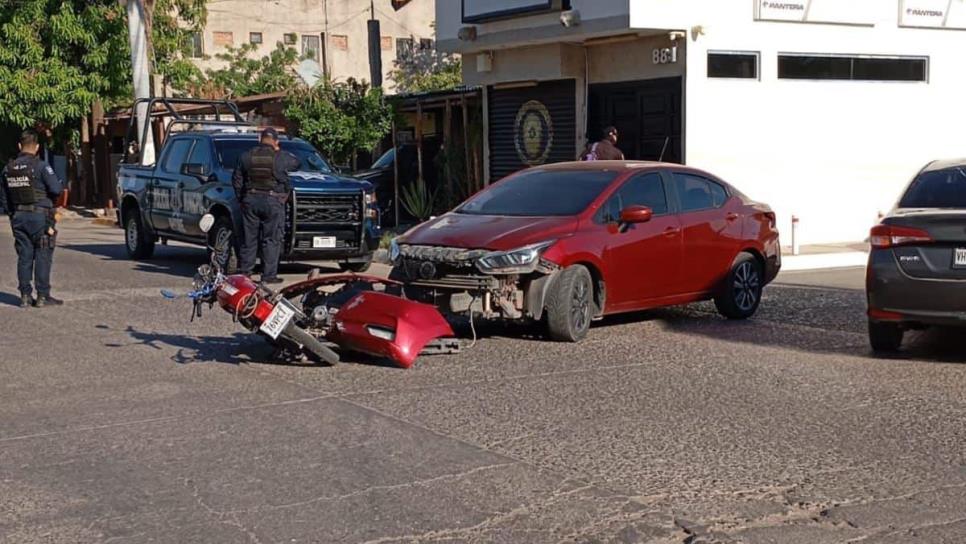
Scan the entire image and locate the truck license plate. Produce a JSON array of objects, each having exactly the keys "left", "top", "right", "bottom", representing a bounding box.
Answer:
[
  {"left": 259, "top": 300, "right": 296, "bottom": 340},
  {"left": 313, "top": 236, "right": 336, "bottom": 249},
  {"left": 955, "top": 248, "right": 966, "bottom": 267}
]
